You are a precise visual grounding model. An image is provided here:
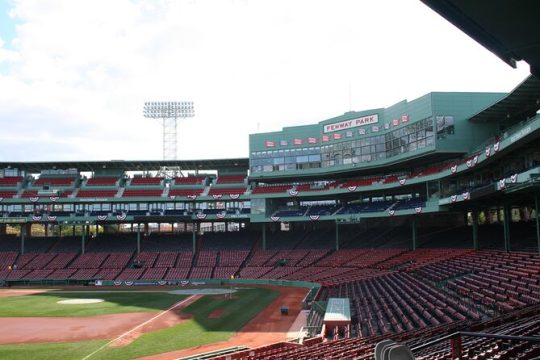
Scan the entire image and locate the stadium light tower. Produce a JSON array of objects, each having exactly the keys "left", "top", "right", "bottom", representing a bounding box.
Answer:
[{"left": 143, "top": 101, "right": 195, "bottom": 160}]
